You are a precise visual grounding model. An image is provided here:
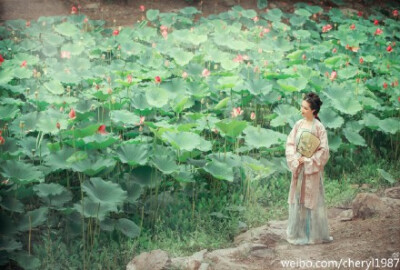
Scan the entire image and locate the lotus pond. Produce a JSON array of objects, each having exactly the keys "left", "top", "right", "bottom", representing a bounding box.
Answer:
[{"left": 0, "top": 2, "right": 399, "bottom": 269}]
